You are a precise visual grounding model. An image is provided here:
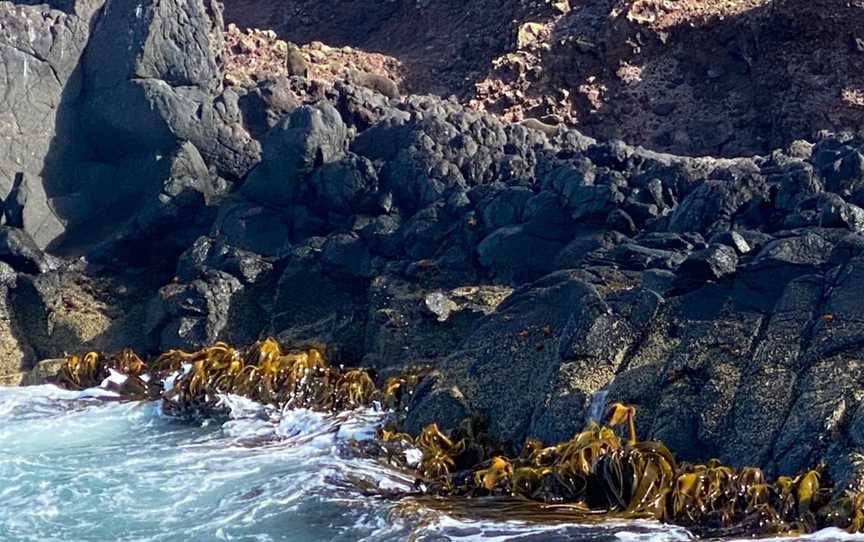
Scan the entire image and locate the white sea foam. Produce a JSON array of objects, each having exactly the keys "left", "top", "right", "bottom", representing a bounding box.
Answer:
[{"left": 101, "top": 369, "right": 128, "bottom": 387}]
